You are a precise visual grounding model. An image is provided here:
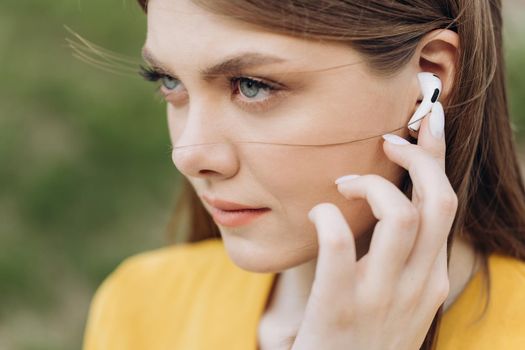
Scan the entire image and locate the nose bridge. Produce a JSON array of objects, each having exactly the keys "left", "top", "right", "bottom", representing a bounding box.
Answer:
[
  {"left": 174, "top": 94, "right": 233, "bottom": 147},
  {"left": 171, "top": 100, "right": 240, "bottom": 179}
]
